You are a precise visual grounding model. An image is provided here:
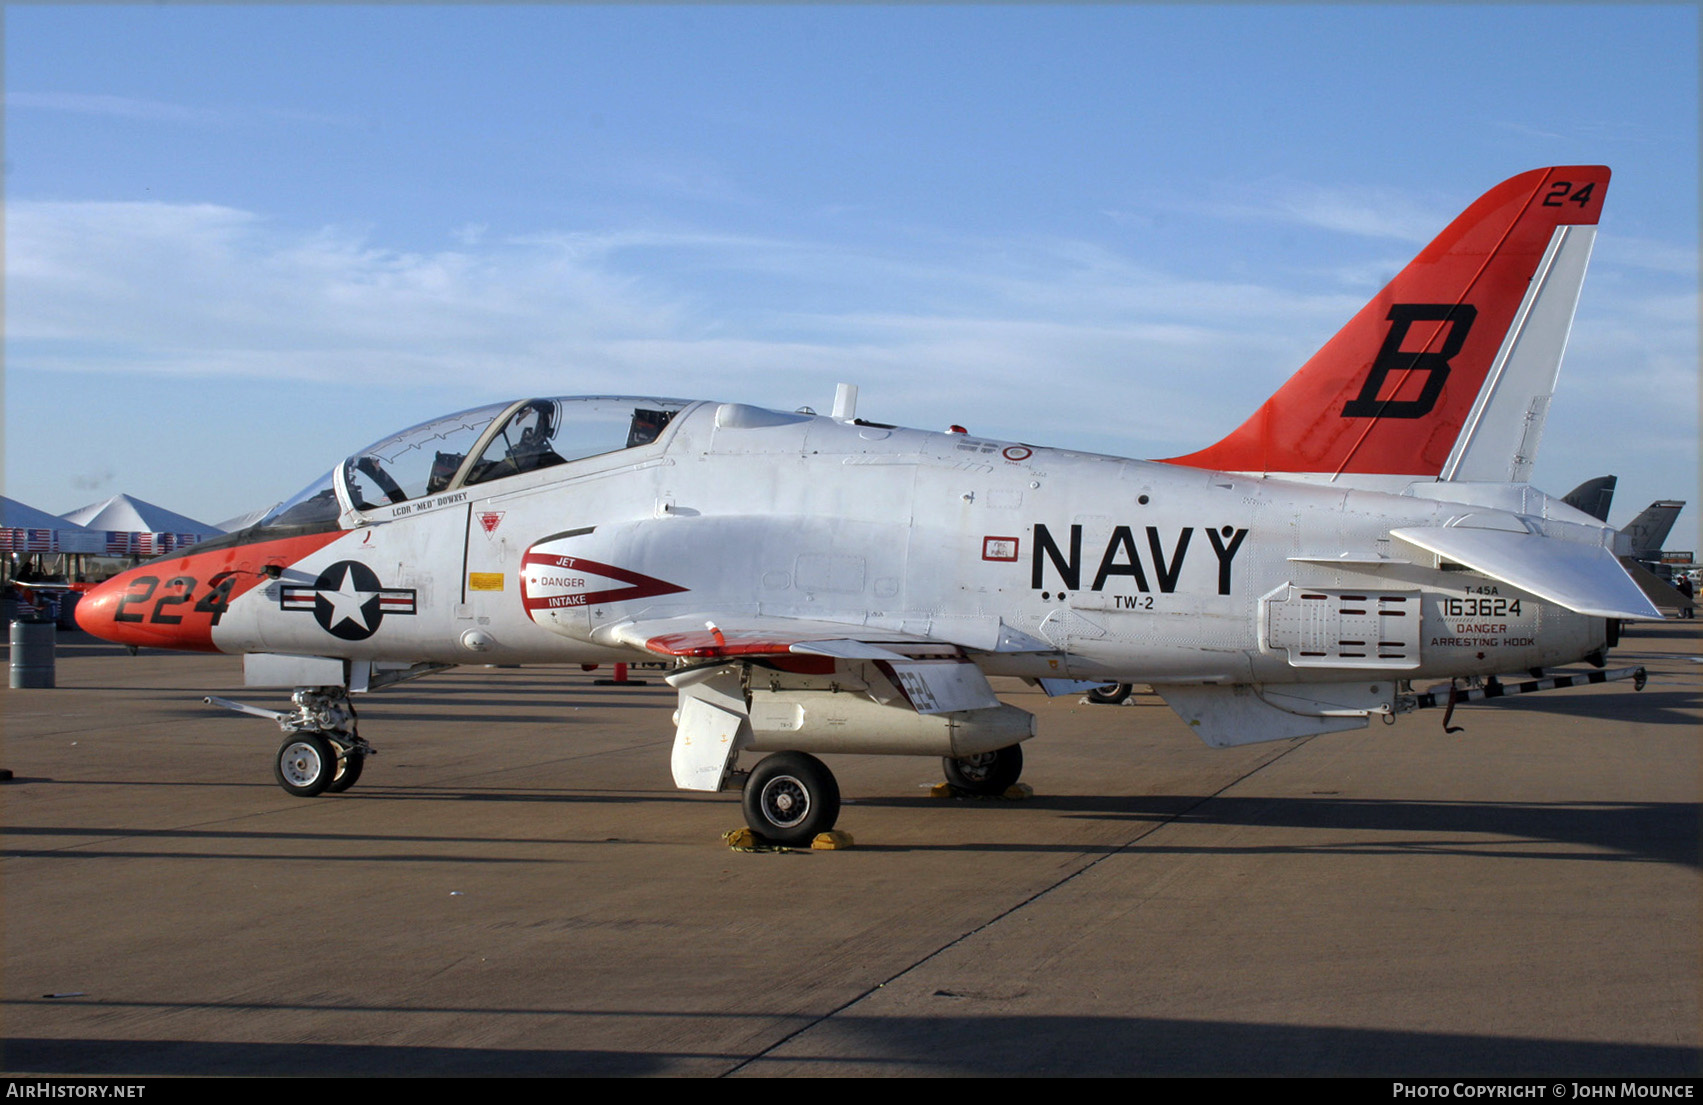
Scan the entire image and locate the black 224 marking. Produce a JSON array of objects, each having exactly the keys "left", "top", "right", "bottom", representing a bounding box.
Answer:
[{"left": 112, "top": 573, "right": 237, "bottom": 626}]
